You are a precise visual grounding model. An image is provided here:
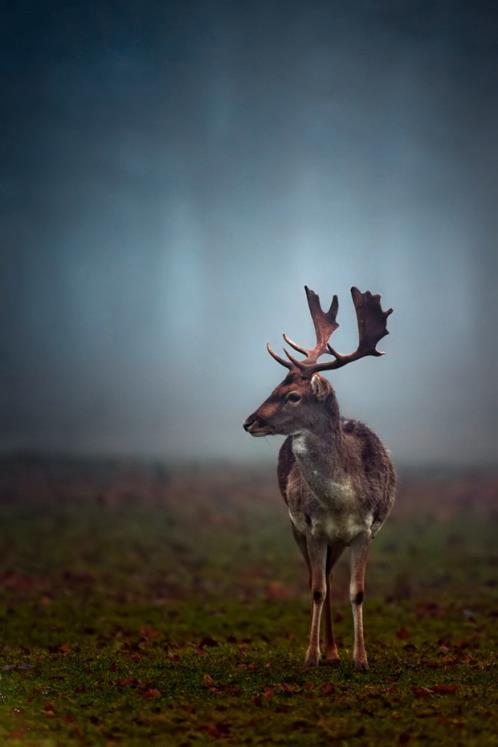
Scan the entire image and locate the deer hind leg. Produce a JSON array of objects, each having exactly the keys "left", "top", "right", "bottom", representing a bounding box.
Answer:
[
  {"left": 349, "top": 531, "right": 371, "bottom": 671},
  {"left": 304, "top": 535, "right": 328, "bottom": 668},
  {"left": 323, "top": 543, "right": 345, "bottom": 665}
]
